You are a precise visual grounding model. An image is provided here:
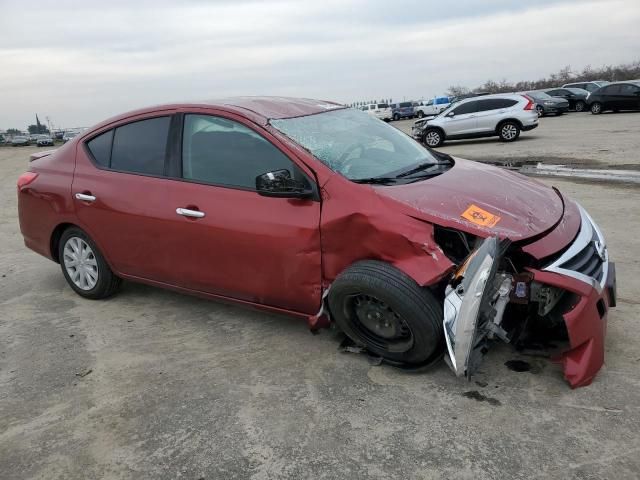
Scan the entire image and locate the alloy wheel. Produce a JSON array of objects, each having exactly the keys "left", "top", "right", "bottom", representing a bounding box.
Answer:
[
  {"left": 63, "top": 237, "right": 99, "bottom": 290},
  {"left": 425, "top": 131, "right": 441, "bottom": 147},
  {"left": 501, "top": 123, "right": 518, "bottom": 140}
]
